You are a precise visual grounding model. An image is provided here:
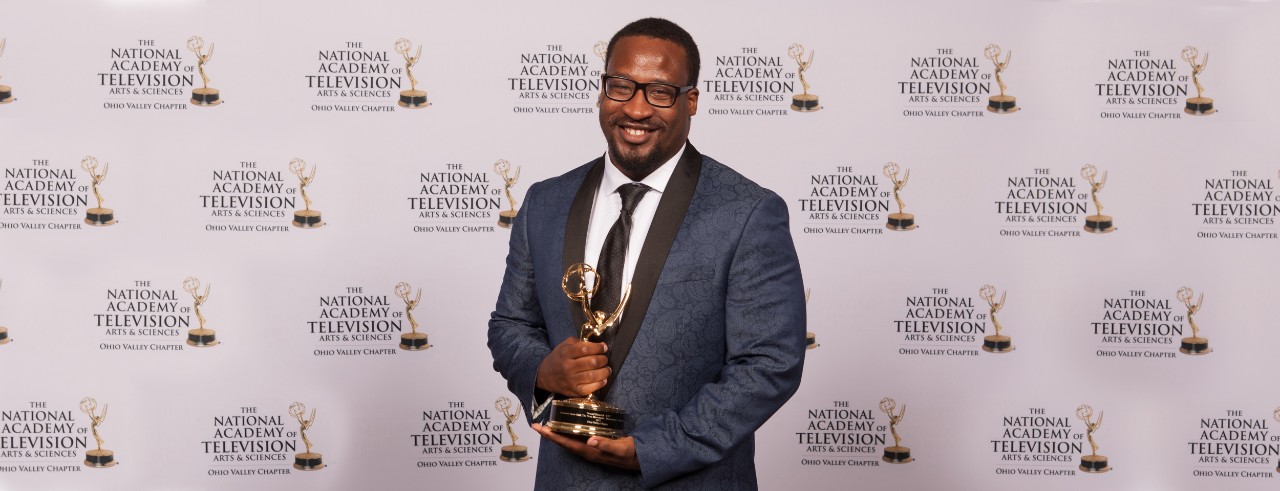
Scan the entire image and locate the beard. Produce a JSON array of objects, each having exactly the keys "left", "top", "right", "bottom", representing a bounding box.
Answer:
[{"left": 606, "top": 138, "right": 667, "bottom": 180}]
